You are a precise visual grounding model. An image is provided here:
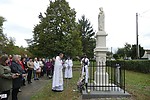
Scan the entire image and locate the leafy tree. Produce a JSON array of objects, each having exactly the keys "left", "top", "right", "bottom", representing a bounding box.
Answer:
[
  {"left": 0, "top": 16, "right": 8, "bottom": 54},
  {"left": 124, "top": 43, "right": 132, "bottom": 57},
  {"left": 115, "top": 43, "right": 145, "bottom": 59},
  {"left": 0, "top": 16, "right": 6, "bottom": 34},
  {"left": 106, "top": 51, "right": 113, "bottom": 59},
  {"left": 113, "top": 54, "right": 119, "bottom": 59},
  {"left": 0, "top": 16, "right": 32, "bottom": 56},
  {"left": 131, "top": 44, "right": 145, "bottom": 59},
  {"left": 116, "top": 43, "right": 132, "bottom": 59},
  {"left": 3, "top": 37, "right": 15, "bottom": 54},
  {"left": 116, "top": 48, "right": 125, "bottom": 59},
  {"left": 78, "top": 15, "right": 96, "bottom": 58},
  {"left": 30, "top": 0, "right": 82, "bottom": 58},
  {"left": 2, "top": 37, "right": 32, "bottom": 56}
]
